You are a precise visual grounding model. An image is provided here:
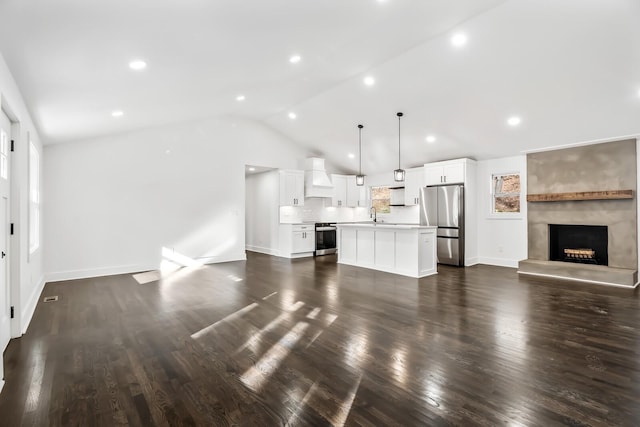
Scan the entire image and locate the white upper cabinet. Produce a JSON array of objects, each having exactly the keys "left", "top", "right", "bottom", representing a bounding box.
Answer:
[
  {"left": 404, "top": 167, "right": 425, "bottom": 206},
  {"left": 346, "top": 176, "right": 367, "bottom": 207},
  {"left": 424, "top": 159, "right": 468, "bottom": 186},
  {"left": 442, "top": 163, "right": 465, "bottom": 184},
  {"left": 331, "top": 174, "right": 348, "bottom": 207},
  {"left": 279, "top": 170, "right": 305, "bottom": 206}
]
